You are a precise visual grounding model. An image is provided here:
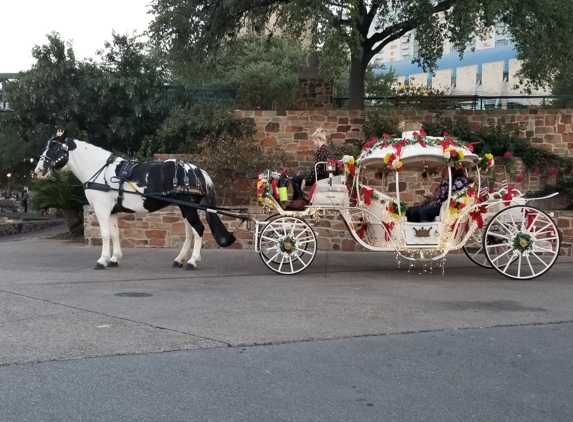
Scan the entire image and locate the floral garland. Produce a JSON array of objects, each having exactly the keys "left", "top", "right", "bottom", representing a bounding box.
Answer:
[
  {"left": 359, "top": 131, "right": 475, "bottom": 161},
  {"left": 384, "top": 152, "right": 403, "bottom": 172},
  {"left": 256, "top": 176, "right": 271, "bottom": 202},
  {"left": 443, "top": 147, "right": 464, "bottom": 169},
  {"left": 386, "top": 200, "right": 408, "bottom": 218},
  {"left": 448, "top": 185, "right": 477, "bottom": 215},
  {"left": 478, "top": 153, "right": 495, "bottom": 172}
]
